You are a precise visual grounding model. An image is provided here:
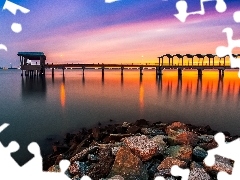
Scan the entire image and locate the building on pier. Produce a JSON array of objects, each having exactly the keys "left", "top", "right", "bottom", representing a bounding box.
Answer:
[{"left": 17, "top": 52, "right": 46, "bottom": 76}]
